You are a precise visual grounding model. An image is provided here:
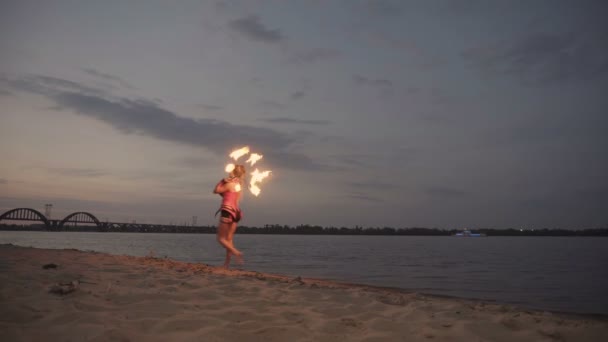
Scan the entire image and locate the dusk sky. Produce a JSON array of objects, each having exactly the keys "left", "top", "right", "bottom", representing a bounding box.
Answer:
[{"left": 1, "top": 0, "right": 607, "bottom": 229}]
